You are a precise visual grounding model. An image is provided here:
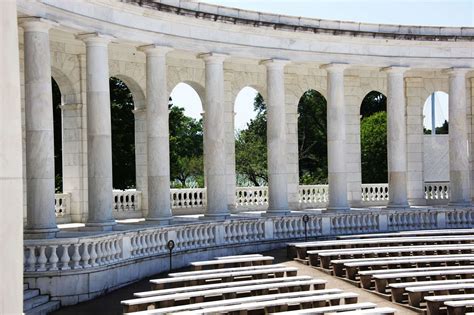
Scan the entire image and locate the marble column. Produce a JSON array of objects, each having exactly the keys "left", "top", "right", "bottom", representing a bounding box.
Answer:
[
  {"left": 446, "top": 68, "right": 471, "bottom": 206},
  {"left": 139, "top": 45, "right": 173, "bottom": 223},
  {"left": 1, "top": 2, "right": 24, "bottom": 312},
  {"left": 261, "top": 59, "right": 290, "bottom": 215},
  {"left": 77, "top": 33, "right": 116, "bottom": 229},
  {"left": 22, "top": 18, "right": 59, "bottom": 238},
  {"left": 322, "top": 63, "right": 349, "bottom": 211},
  {"left": 383, "top": 66, "right": 410, "bottom": 208},
  {"left": 199, "top": 53, "right": 229, "bottom": 219}
]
